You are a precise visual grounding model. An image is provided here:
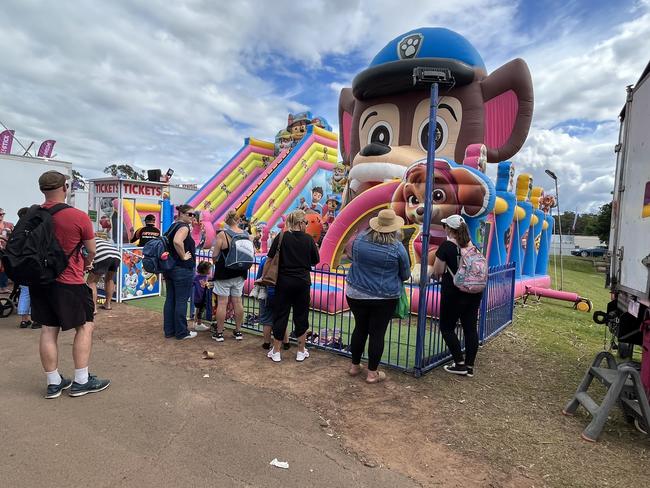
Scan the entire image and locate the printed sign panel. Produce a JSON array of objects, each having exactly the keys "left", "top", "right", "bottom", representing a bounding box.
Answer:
[{"left": 120, "top": 247, "right": 161, "bottom": 300}]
